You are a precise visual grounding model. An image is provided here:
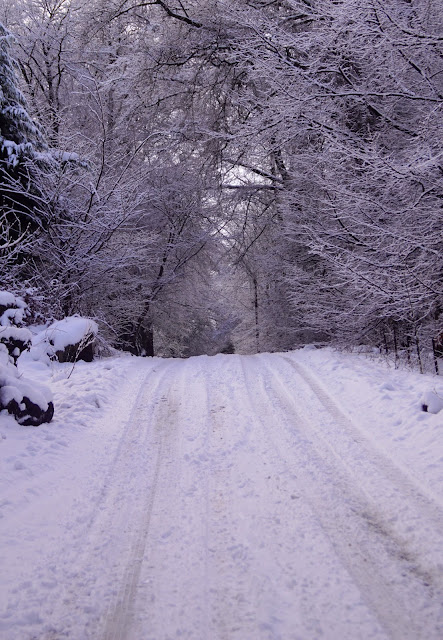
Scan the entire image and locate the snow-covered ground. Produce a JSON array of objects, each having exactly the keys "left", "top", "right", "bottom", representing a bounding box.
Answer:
[{"left": 1, "top": 348, "right": 443, "bottom": 639}]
